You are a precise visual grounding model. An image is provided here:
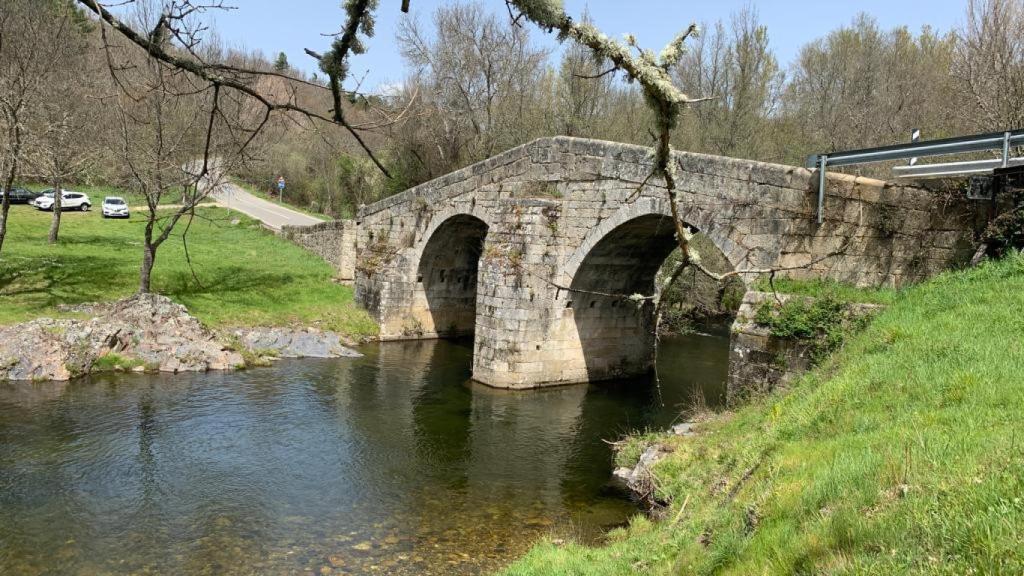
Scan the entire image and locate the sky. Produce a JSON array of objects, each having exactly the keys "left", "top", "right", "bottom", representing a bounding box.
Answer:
[{"left": 201, "top": 0, "right": 968, "bottom": 92}]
